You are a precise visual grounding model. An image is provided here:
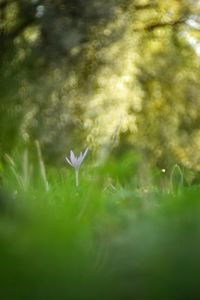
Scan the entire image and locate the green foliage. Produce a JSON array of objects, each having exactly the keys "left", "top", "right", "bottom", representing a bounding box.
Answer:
[
  {"left": 1, "top": 0, "right": 200, "bottom": 171},
  {"left": 97, "top": 151, "right": 140, "bottom": 185},
  {"left": 1, "top": 155, "right": 200, "bottom": 299}
]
